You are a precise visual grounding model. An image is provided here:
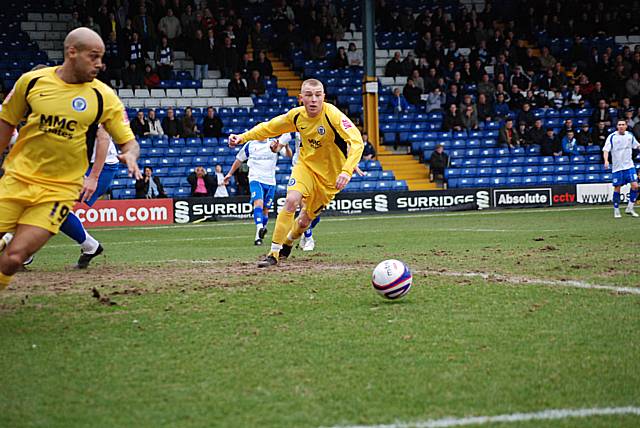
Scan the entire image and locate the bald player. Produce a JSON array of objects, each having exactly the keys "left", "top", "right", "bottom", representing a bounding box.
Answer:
[
  {"left": 229, "top": 79, "right": 364, "bottom": 267},
  {"left": 0, "top": 27, "right": 141, "bottom": 289}
]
